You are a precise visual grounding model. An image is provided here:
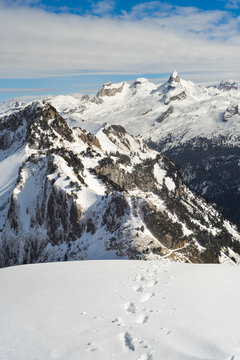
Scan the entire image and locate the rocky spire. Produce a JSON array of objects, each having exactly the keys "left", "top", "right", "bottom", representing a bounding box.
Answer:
[{"left": 169, "top": 70, "right": 180, "bottom": 83}]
